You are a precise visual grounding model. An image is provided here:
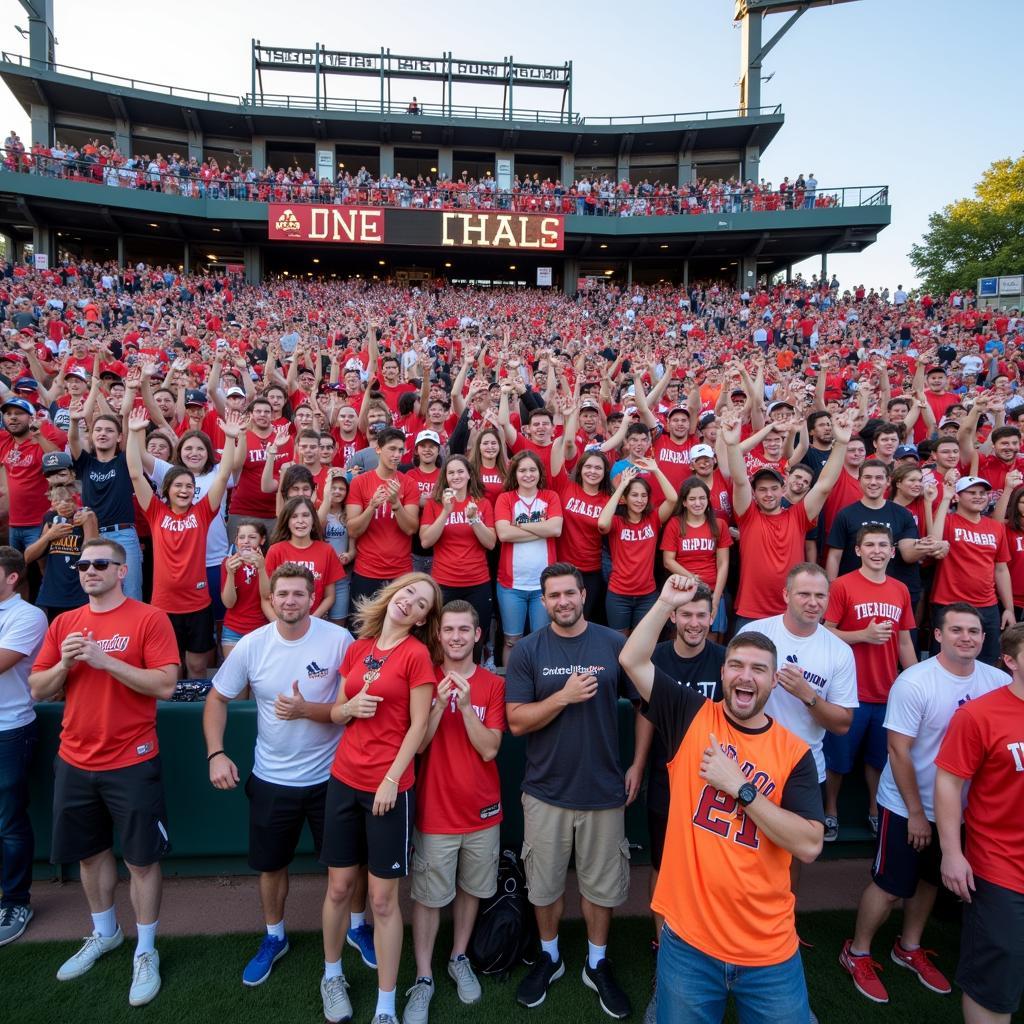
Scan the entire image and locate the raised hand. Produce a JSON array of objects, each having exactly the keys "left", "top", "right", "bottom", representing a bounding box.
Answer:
[
  {"left": 658, "top": 573, "right": 699, "bottom": 609},
  {"left": 128, "top": 406, "right": 151, "bottom": 432}
]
